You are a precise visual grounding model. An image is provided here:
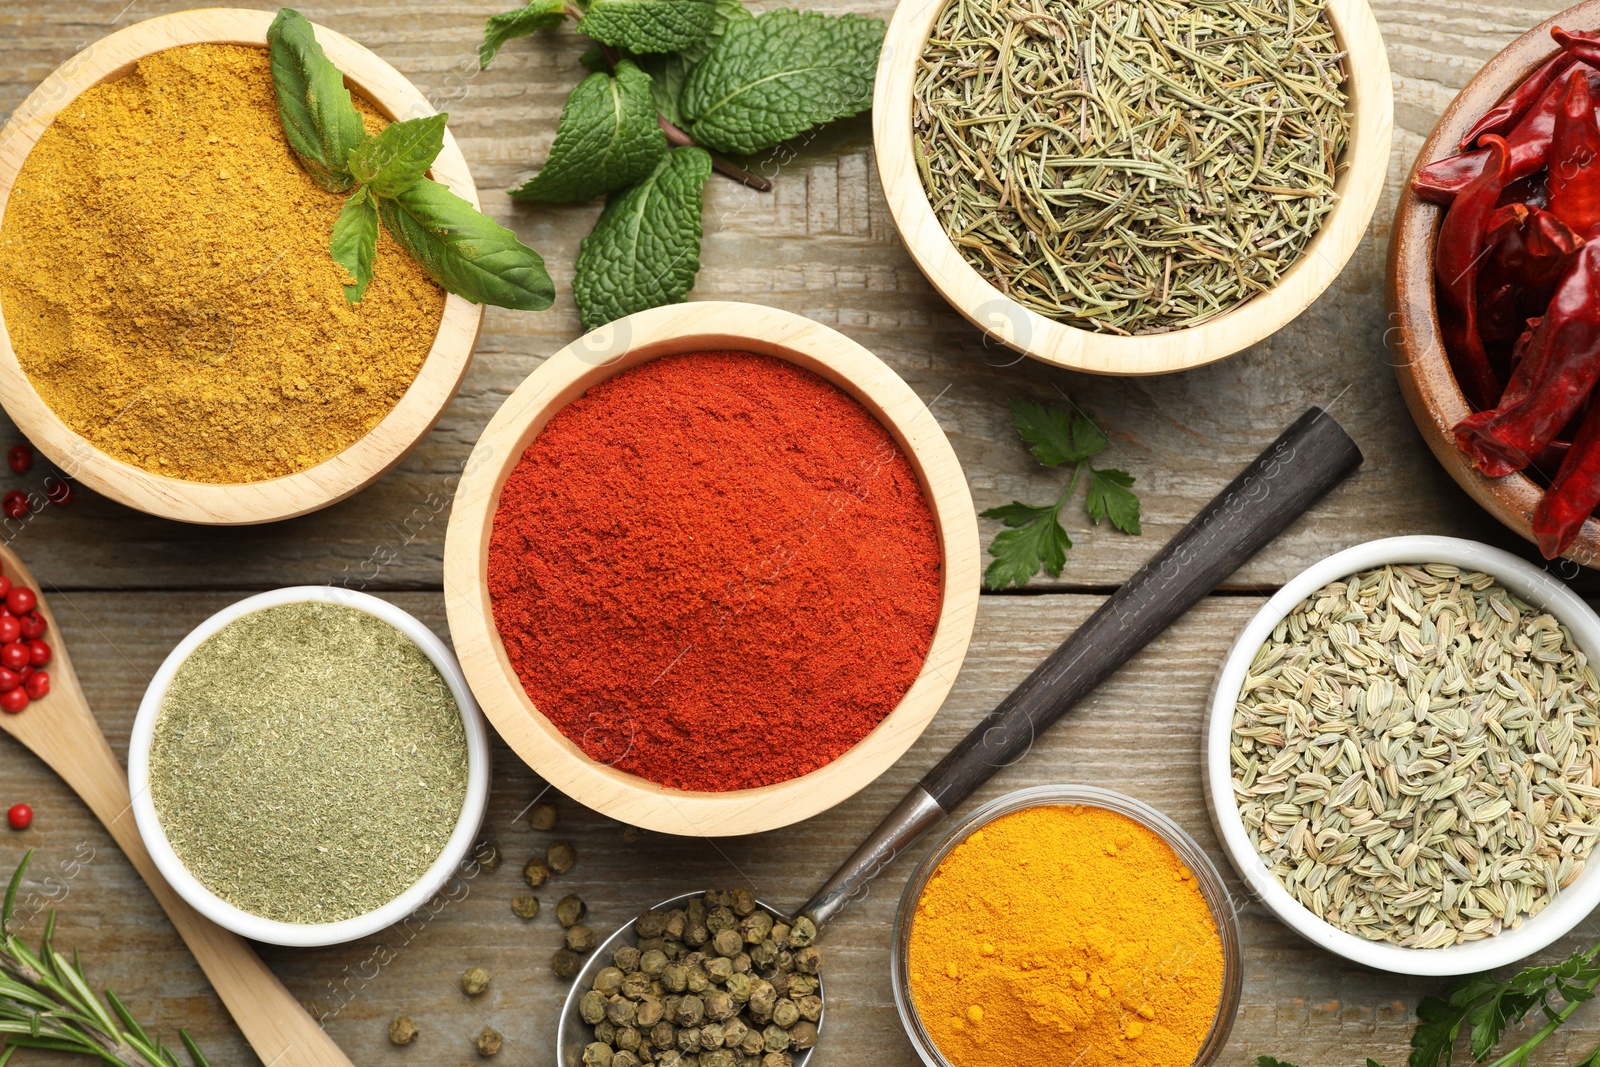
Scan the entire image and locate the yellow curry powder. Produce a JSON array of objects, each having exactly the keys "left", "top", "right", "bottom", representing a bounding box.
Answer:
[
  {"left": 908, "top": 805, "right": 1225, "bottom": 1067},
  {"left": 0, "top": 44, "right": 445, "bottom": 484}
]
